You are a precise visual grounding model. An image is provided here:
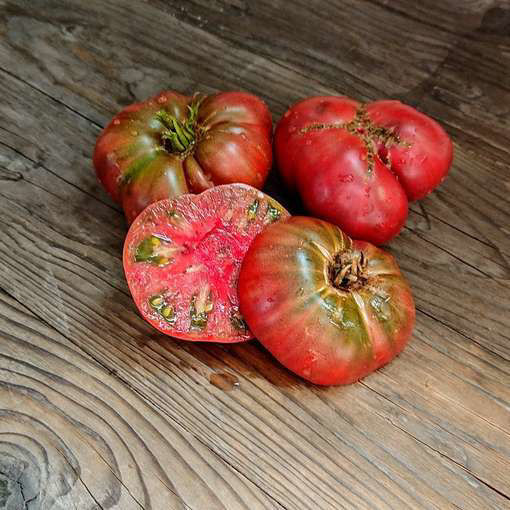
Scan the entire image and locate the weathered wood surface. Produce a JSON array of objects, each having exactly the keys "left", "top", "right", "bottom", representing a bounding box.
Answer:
[{"left": 0, "top": 0, "right": 509, "bottom": 508}]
